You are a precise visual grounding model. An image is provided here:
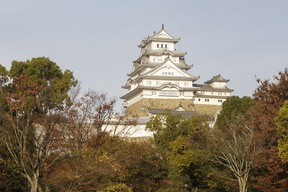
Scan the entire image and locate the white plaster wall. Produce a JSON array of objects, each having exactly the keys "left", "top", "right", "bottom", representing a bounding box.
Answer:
[
  {"left": 201, "top": 91, "right": 214, "bottom": 96},
  {"left": 149, "top": 55, "right": 167, "bottom": 63},
  {"left": 153, "top": 67, "right": 184, "bottom": 77},
  {"left": 193, "top": 97, "right": 226, "bottom": 105},
  {"left": 127, "top": 89, "right": 194, "bottom": 106},
  {"left": 182, "top": 81, "right": 192, "bottom": 87},
  {"left": 215, "top": 92, "right": 231, "bottom": 96},
  {"left": 104, "top": 124, "right": 154, "bottom": 138},
  {"left": 211, "top": 82, "right": 226, "bottom": 88},
  {"left": 151, "top": 42, "right": 174, "bottom": 50},
  {"left": 184, "top": 91, "right": 193, "bottom": 97},
  {"left": 142, "top": 94, "right": 192, "bottom": 100}
]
